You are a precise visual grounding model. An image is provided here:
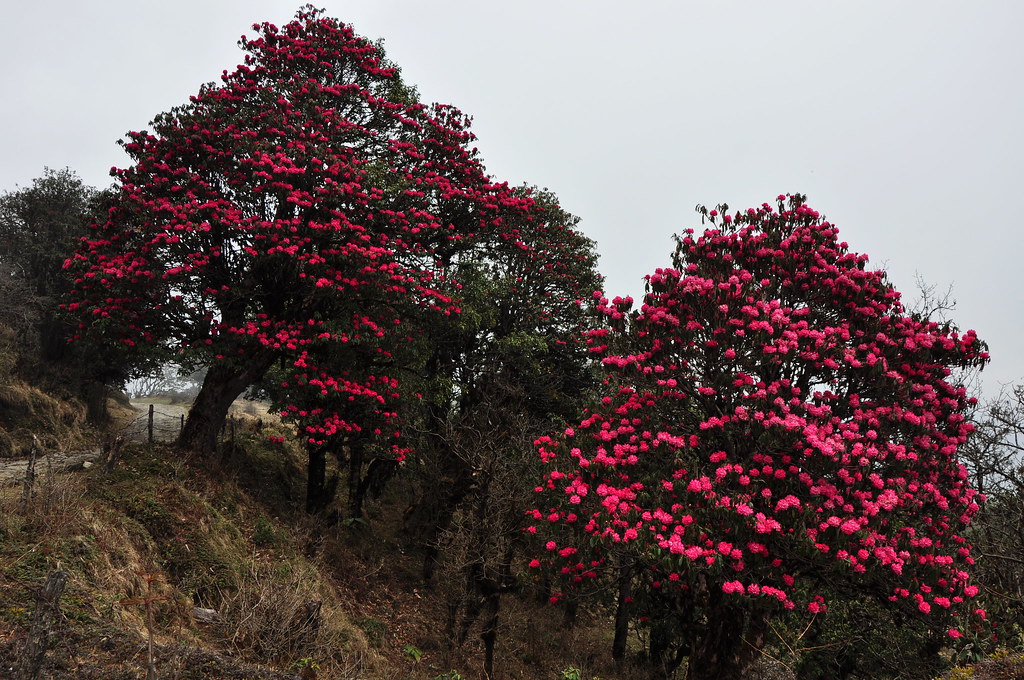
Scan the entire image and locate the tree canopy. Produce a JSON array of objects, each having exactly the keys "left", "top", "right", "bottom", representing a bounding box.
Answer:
[
  {"left": 529, "top": 195, "right": 989, "bottom": 679},
  {"left": 65, "top": 7, "right": 538, "bottom": 453}
]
